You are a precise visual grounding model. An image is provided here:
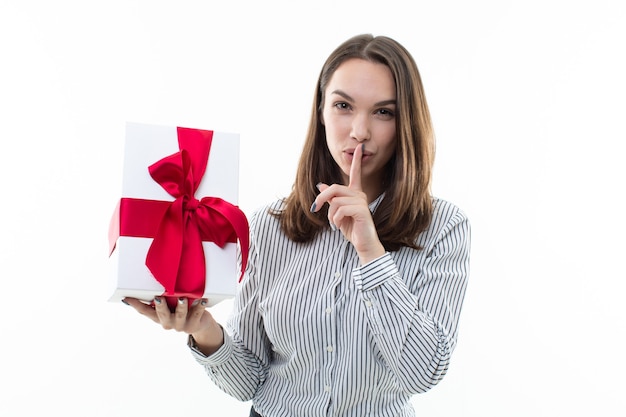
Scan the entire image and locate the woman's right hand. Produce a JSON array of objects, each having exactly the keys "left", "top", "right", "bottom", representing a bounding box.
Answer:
[{"left": 124, "top": 296, "right": 225, "bottom": 356}]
